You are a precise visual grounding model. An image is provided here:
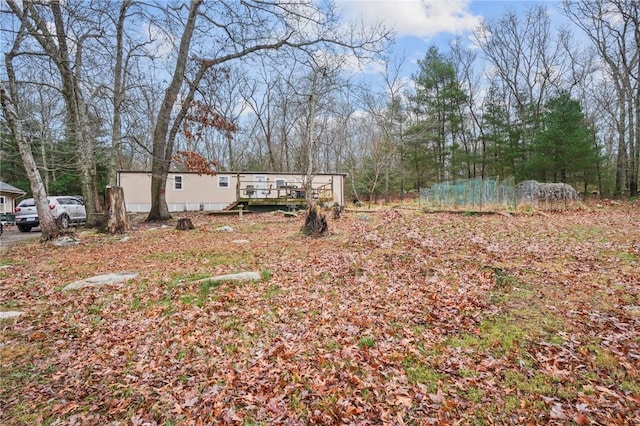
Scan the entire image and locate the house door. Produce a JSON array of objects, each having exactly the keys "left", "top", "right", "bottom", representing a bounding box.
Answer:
[{"left": 253, "top": 175, "right": 267, "bottom": 198}]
